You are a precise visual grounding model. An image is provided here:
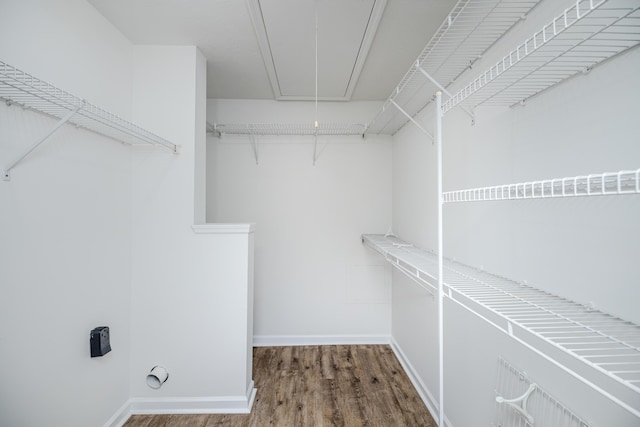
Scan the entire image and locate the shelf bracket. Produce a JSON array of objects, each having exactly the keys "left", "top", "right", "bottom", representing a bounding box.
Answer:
[
  {"left": 415, "top": 64, "right": 475, "bottom": 124},
  {"left": 249, "top": 132, "right": 259, "bottom": 165},
  {"left": 389, "top": 99, "right": 433, "bottom": 140},
  {"left": 206, "top": 121, "right": 221, "bottom": 138},
  {"left": 3, "top": 102, "right": 85, "bottom": 181},
  {"left": 313, "top": 132, "right": 318, "bottom": 166},
  {"left": 496, "top": 383, "right": 537, "bottom": 424}
]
